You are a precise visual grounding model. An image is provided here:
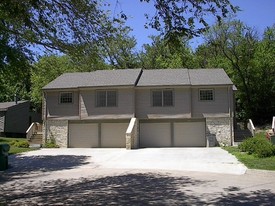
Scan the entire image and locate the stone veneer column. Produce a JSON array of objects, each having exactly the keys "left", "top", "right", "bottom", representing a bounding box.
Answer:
[
  {"left": 44, "top": 120, "right": 69, "bottom": 148},
  {"left": 206, "top": 117, "right": 233, "bottom": 146}
]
